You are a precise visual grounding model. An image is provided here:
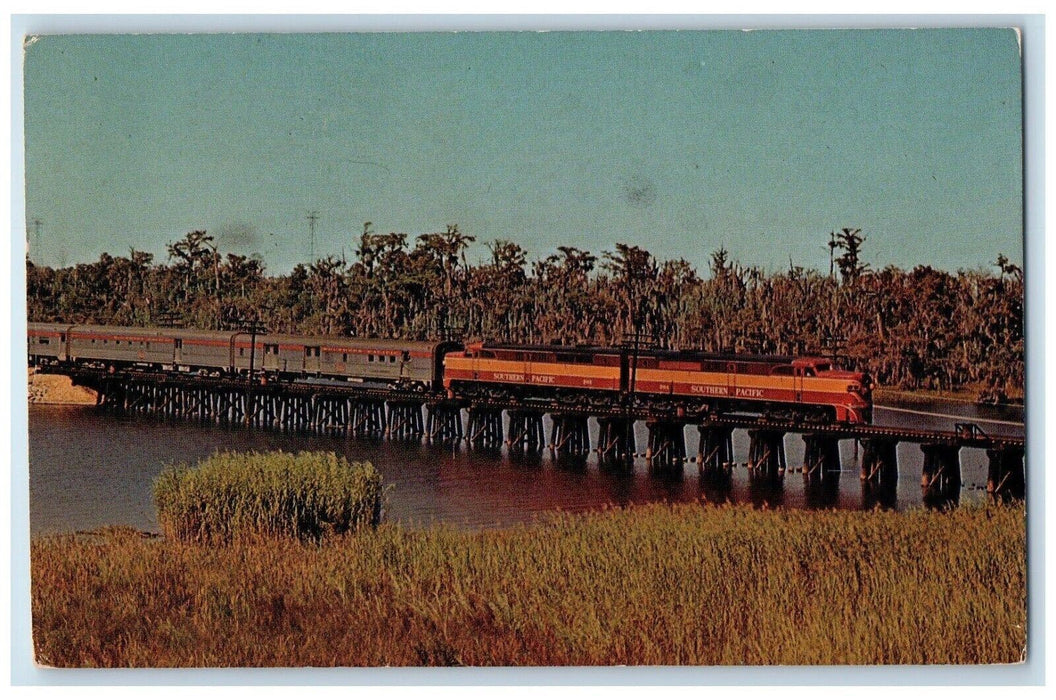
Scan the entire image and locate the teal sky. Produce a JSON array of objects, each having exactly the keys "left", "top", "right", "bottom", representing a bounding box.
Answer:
[{"left": 22, "top": 29, "right": 1023, "bottom": 274}]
